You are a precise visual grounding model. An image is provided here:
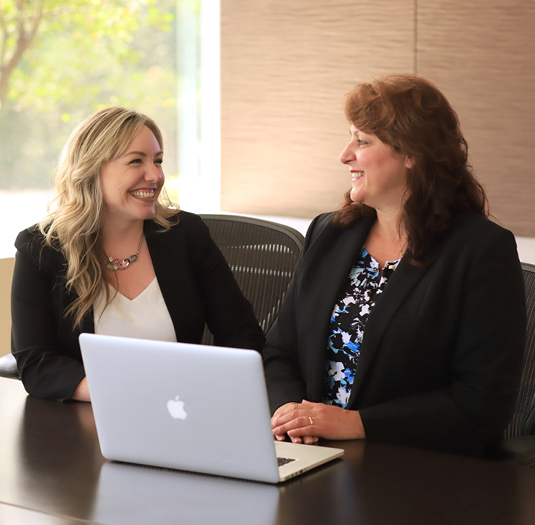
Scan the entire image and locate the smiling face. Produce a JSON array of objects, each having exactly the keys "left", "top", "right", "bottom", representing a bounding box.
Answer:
[
  {"left": 340, "top": 125, "right": 412, "bottom": 217},
  {"left": 99, "top": 125, "right": 164, "bottom": 226}
]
